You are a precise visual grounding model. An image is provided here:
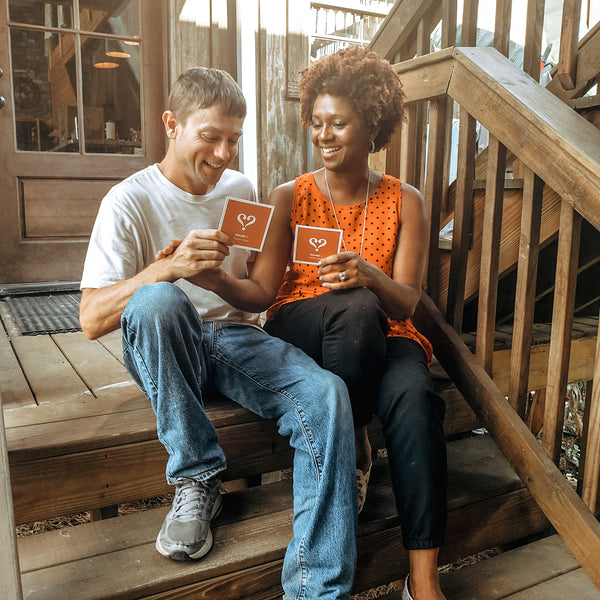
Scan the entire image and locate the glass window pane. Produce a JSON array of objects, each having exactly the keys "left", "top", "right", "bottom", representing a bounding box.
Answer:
[
  {"left": 11, "top": 29, "right": 80, "bottom": 152},
  {"left": 9, "top": 0, "right": 74, "bottom": 29},
  {"left": 81, "top": 36, "right": 141, "bottom": 155},
  {"left": 79, "top": 0, "right": 140, "bottom": 37}
]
